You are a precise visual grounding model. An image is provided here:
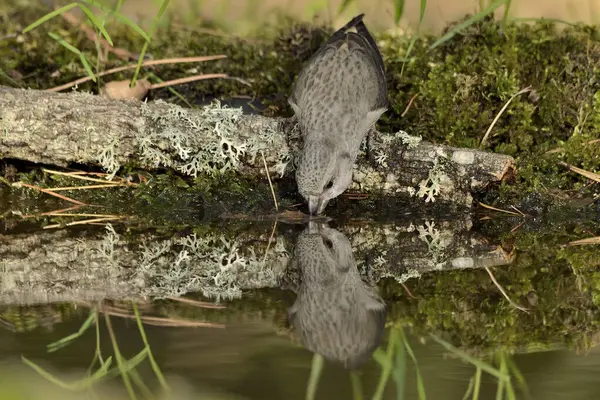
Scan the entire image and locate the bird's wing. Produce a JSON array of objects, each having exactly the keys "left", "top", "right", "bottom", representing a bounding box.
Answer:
[{"left": 289, "top": 14, "right": 372, "bottom": 117}]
